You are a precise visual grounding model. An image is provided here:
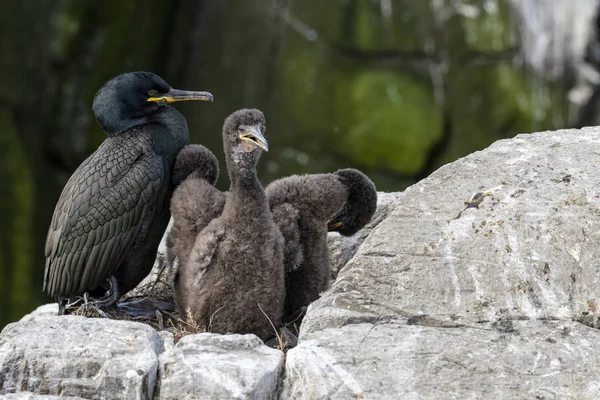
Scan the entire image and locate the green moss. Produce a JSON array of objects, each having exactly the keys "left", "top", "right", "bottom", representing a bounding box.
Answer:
[
  {"left": 279, "top": 44, "right": 326, "bottom": 128},
  {"left": 494, "top": 64, "right": 568, "bottom": 132},
  {"left": 337, "top": 69, "right": 443, "bottom": 174},
  {"left": 354, "top": 0, "right": 381, "bottom": 49},
  {"left": 288, "top": 0, "right": 429, "bottom": 50},
  {"left": 0, "top": 111, "right": 34, "bottom": 321},
  {"left": 357, "top": 0, "right": 430, "bottom": 51},
  {"left": 492, "top": 65, "right": 536, "bottom": 130},
  {"left": 278, "top": 13, "right": 444, "bottom": 176},
  {"left": 461, "top": 0, "right": 517, "bottom": 51},
  {"left": 437, "top": 59, "right": 563, "bottom": 169},
  {"left": 287, "top": 0, "right": 345, "bottom": 44}
]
